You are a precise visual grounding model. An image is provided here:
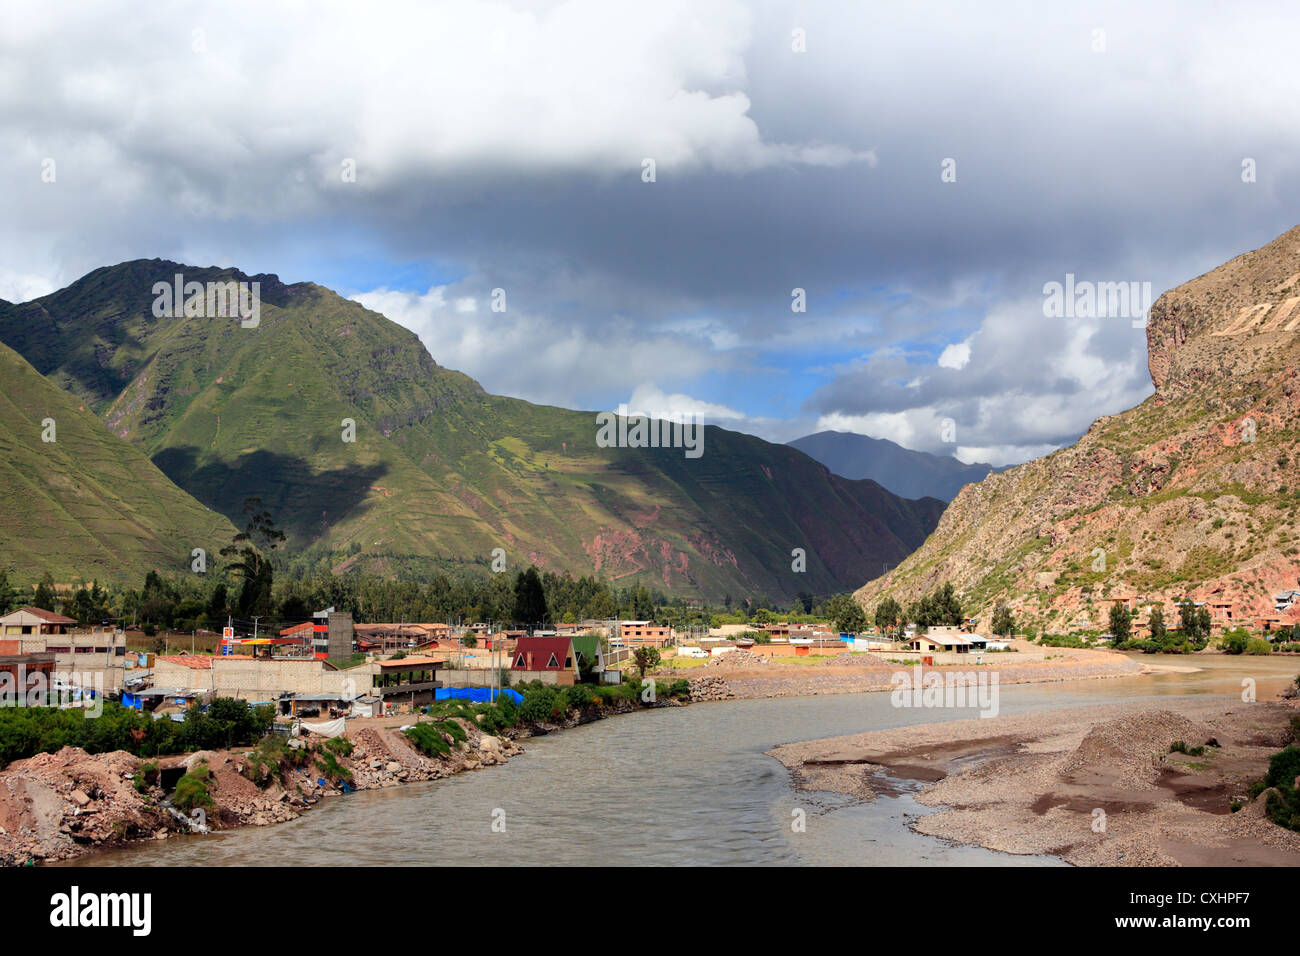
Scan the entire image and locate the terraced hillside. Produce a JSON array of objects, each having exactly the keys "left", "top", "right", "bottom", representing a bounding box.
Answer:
[
  {"left": 0, "top": 261, "right": 944, "bottom": 599},
  {"left": 0, "top": 339, "right": 235, "bottom": 584}
]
